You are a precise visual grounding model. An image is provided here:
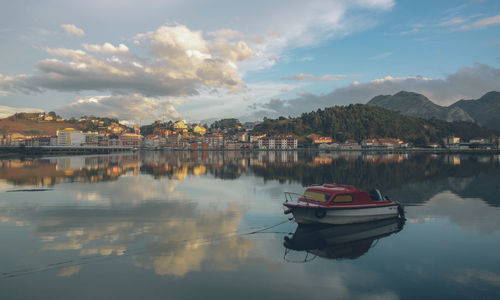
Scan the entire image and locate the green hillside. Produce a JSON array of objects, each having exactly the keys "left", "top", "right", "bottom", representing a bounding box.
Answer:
[{"left": 253, "top": 104, "right": 498, "bottom": 145}]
